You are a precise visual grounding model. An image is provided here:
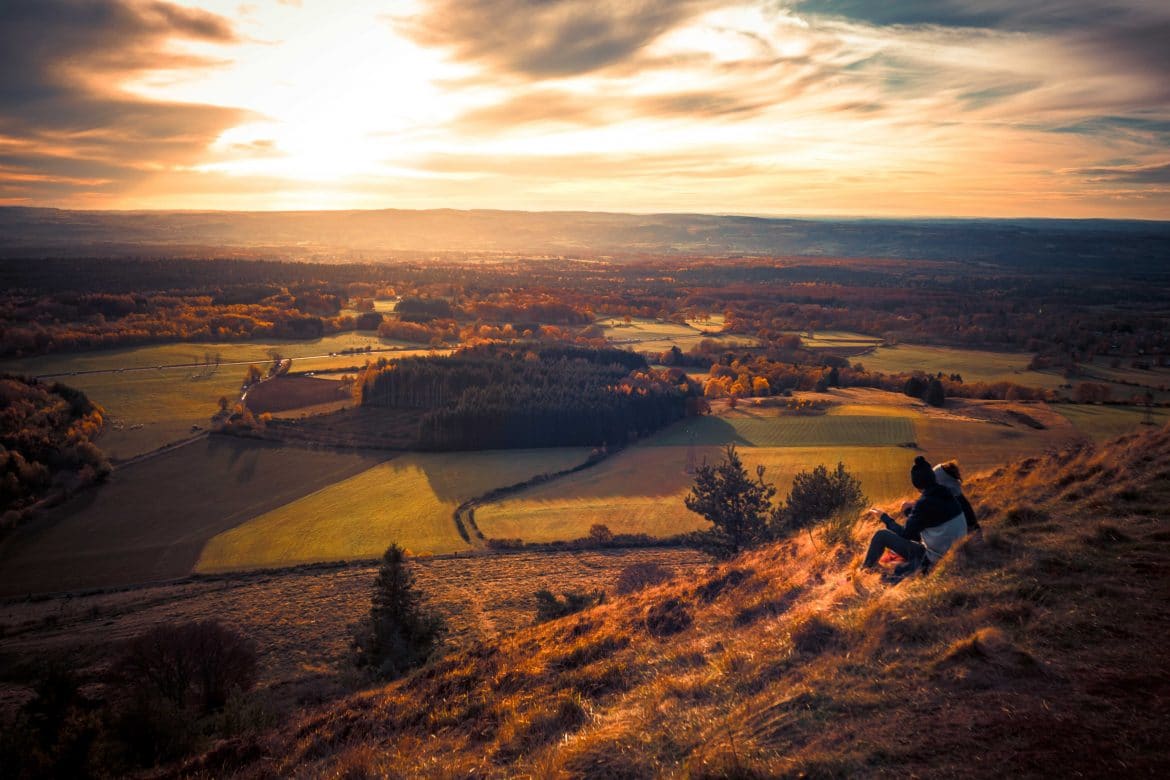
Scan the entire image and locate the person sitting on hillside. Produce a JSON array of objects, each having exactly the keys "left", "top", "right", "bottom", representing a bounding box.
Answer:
[
  {"left": 933, "top": 460, "right": 980, "bottom": 537},
  {"left": 861, "top": 456, "right": 966, "bottom": 576}
]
